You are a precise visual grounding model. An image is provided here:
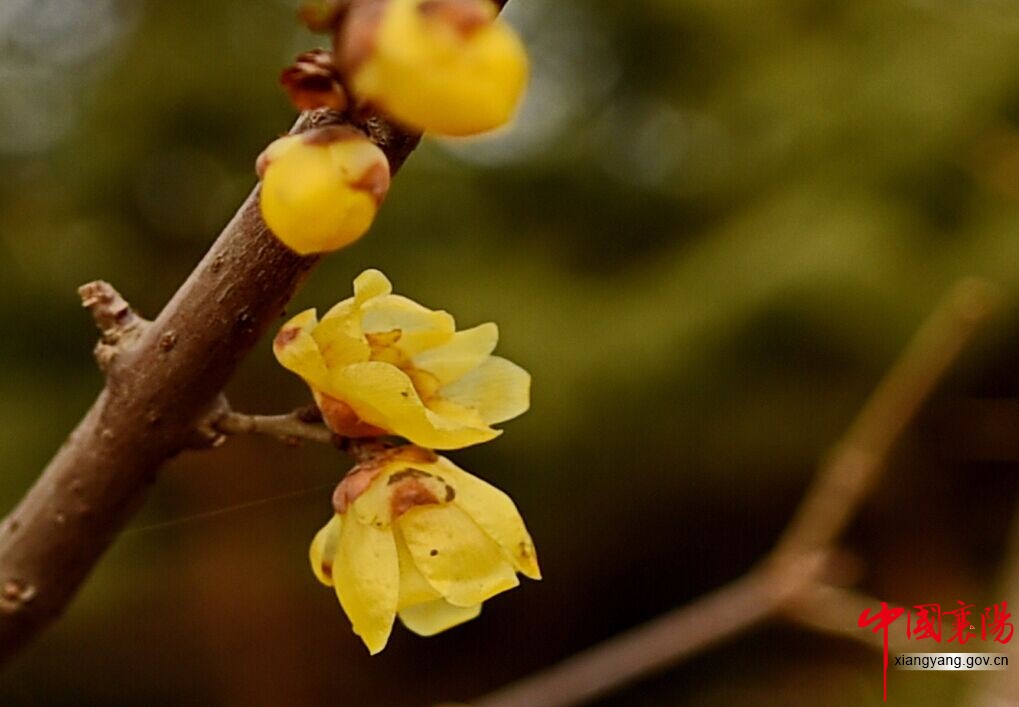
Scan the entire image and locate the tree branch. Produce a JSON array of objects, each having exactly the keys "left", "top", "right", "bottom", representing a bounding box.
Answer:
[
  {"left": 78, "top": 280, "right": 149, "bottom": 372},
  {"left": 473, "top": 278, "right": 998, "bottom": 707},
  {"left": 214, "top": 410, "right": 338, "bottom": 446},
  {"left": 782, "top": 581, "right": 913, "bottom": 655}
]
